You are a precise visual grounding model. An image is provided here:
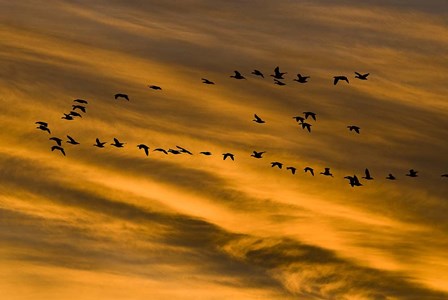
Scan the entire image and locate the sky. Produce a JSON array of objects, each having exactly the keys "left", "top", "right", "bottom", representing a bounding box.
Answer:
[{"left": 1, "top": 0, "right": 448, "bottom": 299}]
